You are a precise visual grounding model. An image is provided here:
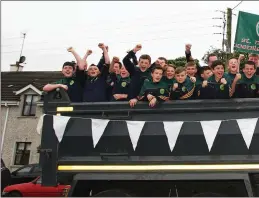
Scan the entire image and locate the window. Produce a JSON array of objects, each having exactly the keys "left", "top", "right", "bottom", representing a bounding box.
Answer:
[
  {"left": 22, "top": 95, "right": 38, "bottom": 116},
  {"left": 14, "top": 142, "right": 31, "bottom": 165},
  {"left": 32, "top": 165, "right": 42, "bottom": 174},
  {"left": 16, "top": 166, "right": 32, "bottom": 175}
]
